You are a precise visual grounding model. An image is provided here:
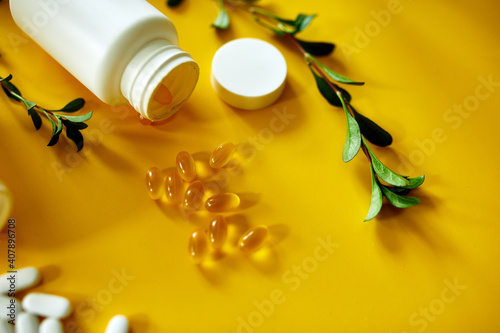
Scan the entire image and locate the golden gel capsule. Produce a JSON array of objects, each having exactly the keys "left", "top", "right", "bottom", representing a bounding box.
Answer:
[
  {"left": 154, "top": 84, "right": 173, "bottom": 105},
  {"left": 205, "top": 193, "right": 240, "bottom": 212},
  {"left": 176, "top": 151, "right": 196, "bottom": 182},
  {"left": 184, "top": 180, "right": 205, "bottom": 210},
  {"left": 145, "top": 167, "right": 164, "bottom": 200},
  {"left": 188, "top": 228, "right": 208, "bottom": 264},
  {"left": 208, "top": 215, "right": 228, "bottom": 250},
  {"left": 239, "top": 225, "right": 269, "bottom": 253},
  {"left": 209, "top": 142, "right": 235, "bottom": 169},
  {"left": 165, "top": 170, "right": 184, "bottom": 204}
]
